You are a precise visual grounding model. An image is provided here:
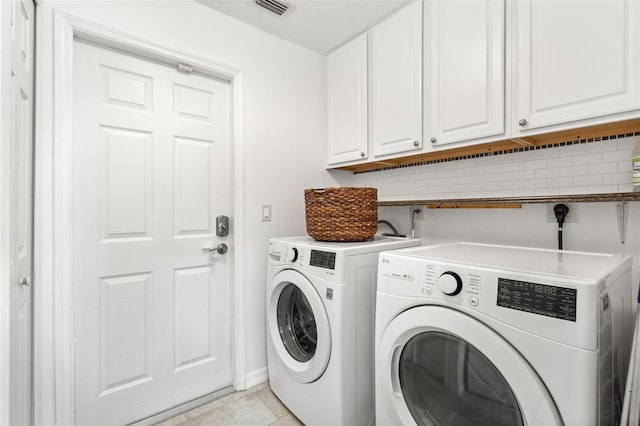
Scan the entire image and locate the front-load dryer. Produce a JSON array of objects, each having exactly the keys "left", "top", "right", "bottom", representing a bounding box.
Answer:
[
  {"left": 375, "top": 242, "right": 633, "bottom": 426},
  {"left": 266, "top": 236, "right": 420, "bottom": 426}
]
